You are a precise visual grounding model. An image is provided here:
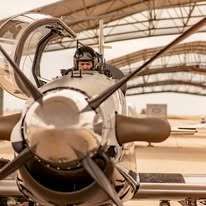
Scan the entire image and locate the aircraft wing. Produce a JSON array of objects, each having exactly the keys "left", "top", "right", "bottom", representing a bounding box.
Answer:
[
  {"left": 133, "top": 172, "right": 206, "bottom": 200},
  {"left": 170, "top": 128, "right": 197, "bottom": 135},
  {"left": 171, "top": 123, "right": 206, "bottom": 136},
  {"left": 3, "top": 172, "right": 206, "bottom": 202}
]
